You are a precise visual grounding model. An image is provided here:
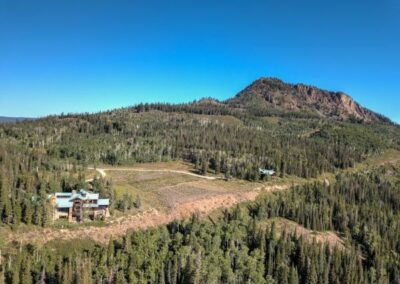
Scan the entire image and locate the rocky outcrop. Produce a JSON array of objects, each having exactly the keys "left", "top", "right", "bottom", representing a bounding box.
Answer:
[{"left": 226, "top": 77, "right": 387, "bottom": 122}]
